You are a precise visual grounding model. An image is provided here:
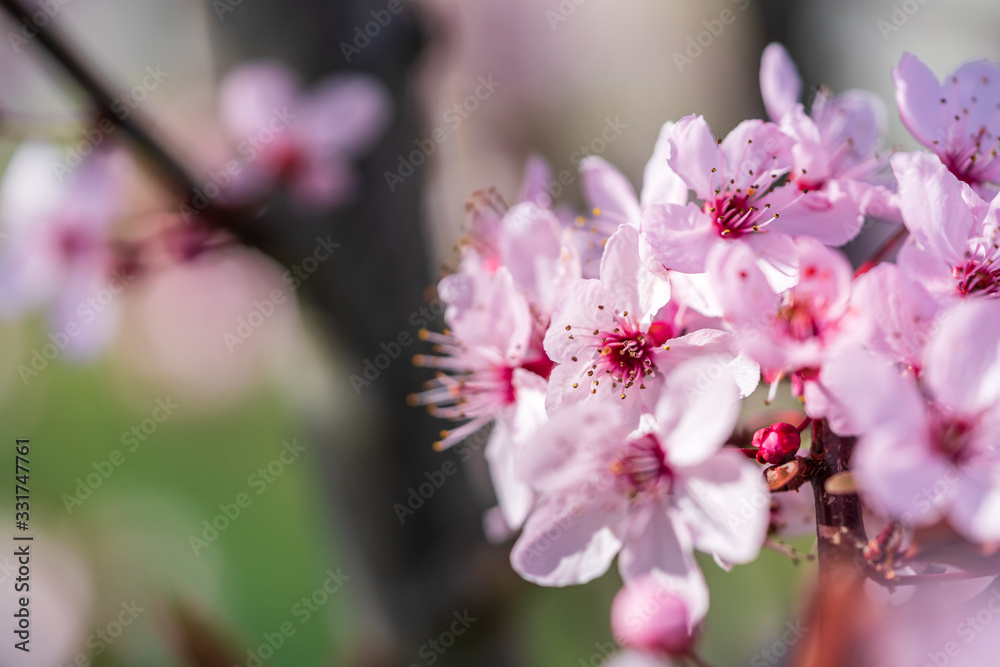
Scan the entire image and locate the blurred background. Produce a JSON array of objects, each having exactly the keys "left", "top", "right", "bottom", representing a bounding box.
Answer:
[{"left": 0, "top": 0, "right": 998, "bottom": 665}]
